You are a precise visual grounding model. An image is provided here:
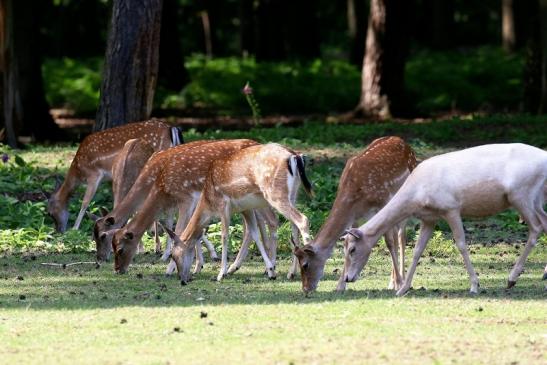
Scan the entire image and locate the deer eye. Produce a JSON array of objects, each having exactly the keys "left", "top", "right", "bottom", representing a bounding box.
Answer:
[
  {"left": 349, "top": 247, "right": 356, "bottom": 255},
  {"left": 302, "top": 262, "right": 309, "bottom": 271}
]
